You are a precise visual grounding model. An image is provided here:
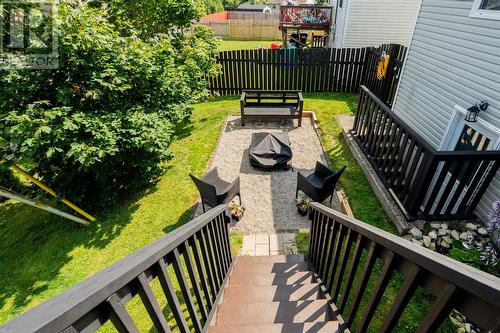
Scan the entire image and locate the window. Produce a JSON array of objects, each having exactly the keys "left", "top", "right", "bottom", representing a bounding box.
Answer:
[
  {"left": 471, "top": 0, "right": 500, "bottom": 19},
  {"left": 338, "top": 0, "right": 343, "bottom": 9}
]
